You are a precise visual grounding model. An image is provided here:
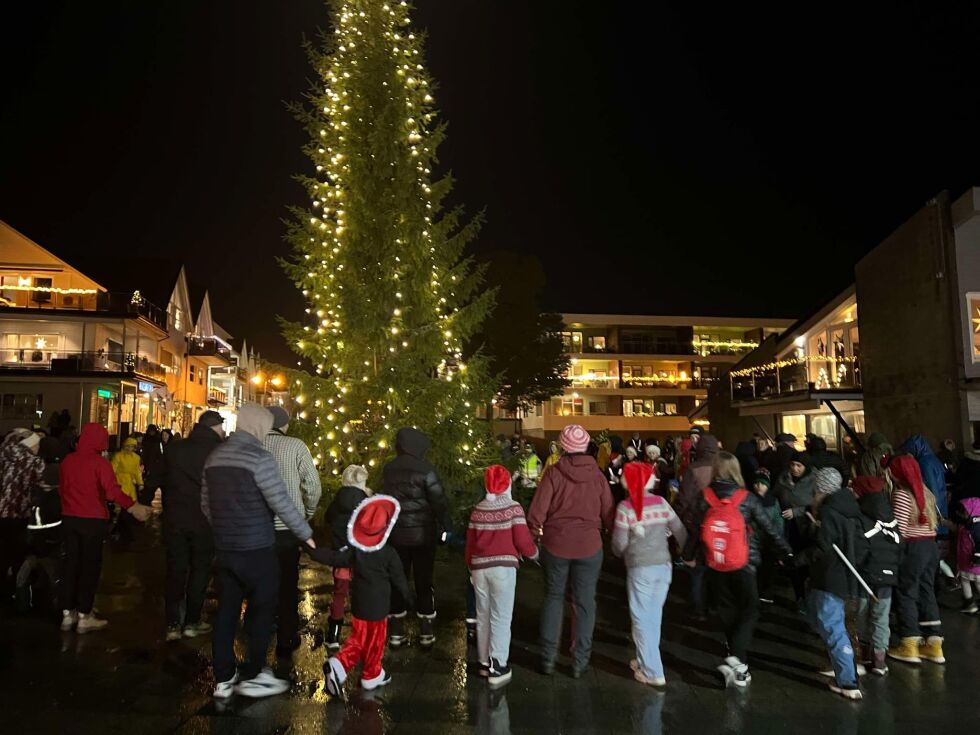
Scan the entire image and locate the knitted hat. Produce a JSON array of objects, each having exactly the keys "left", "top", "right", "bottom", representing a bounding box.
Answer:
[
  {"left": 852, "top": 476, "right": 885, "bottom": 497},
  {"left": 347, "top": 495, "right": 401, "bottom": 552},
  {"left": 621, "top": 462, "right": 655, "bottom": 536},
  {"left": 269, "top": 406, "right": 290, "bottom": 430},
  {"left": 689, "top": 426, "right": 703, "bottom": 436},
  {"left": 645, "top": 443, "right": 661, "bottom": 459},
  {"left": 886, "top": 454, "right": 929, "bottom": 525},
  {"left": 198, "top": 410, "right": 224, "bottom": 428},
  {"left": 814, "top": 467, "right": 843, "bottom": 494},
  {"left": 485, "top": 464, "right": 512, "bottom": 495},
  {"left": 775, "top": 432, "right": 797, "bottom": 443},
  {"left": 560, "top": 424, "right": 590, "bottom": 454},
  {"left": 20, "top": 432, "right": 41, "bottom": 451},
  {"left": 753, "top": 467, "right": 771, "bottom": 489}
]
